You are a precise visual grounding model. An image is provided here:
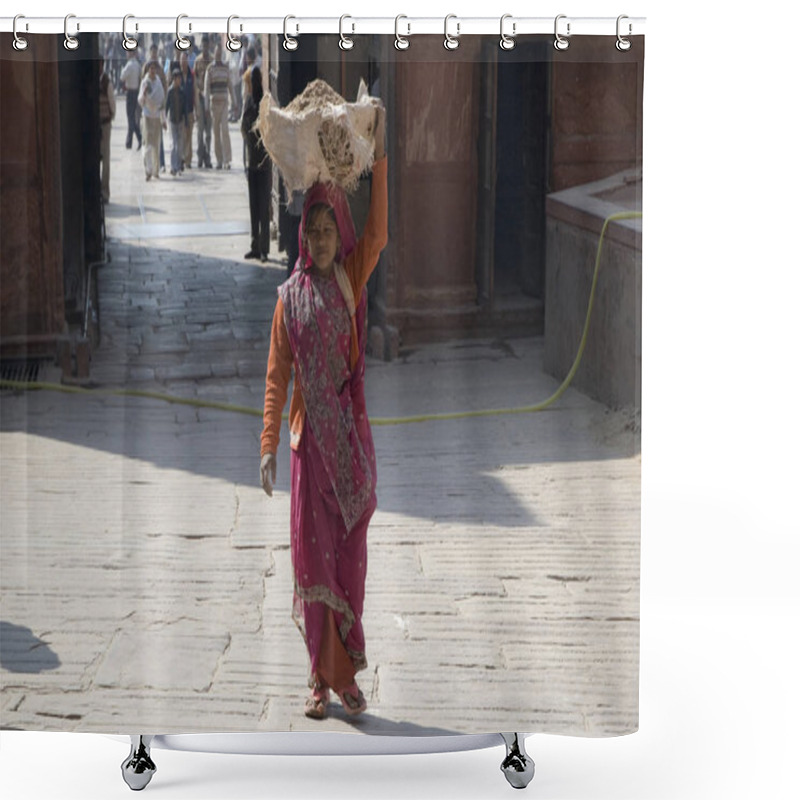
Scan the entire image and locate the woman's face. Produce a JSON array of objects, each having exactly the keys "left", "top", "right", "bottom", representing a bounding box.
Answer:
[{"left": 304, "top": 206, "right": 340, "bottom": 274}]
